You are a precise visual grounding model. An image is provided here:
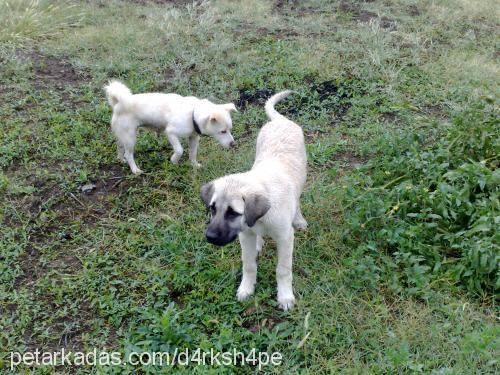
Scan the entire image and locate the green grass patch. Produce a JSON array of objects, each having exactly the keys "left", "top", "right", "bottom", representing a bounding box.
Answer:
[
  {"left": 340, "top": 101, "right": 499, "bottom": 295},
  {"left": 0, "top": 0, "right": 498, "bottom": 373},
  {"left": 0, "top": 0, "right": 82, "bottom": 47}
]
